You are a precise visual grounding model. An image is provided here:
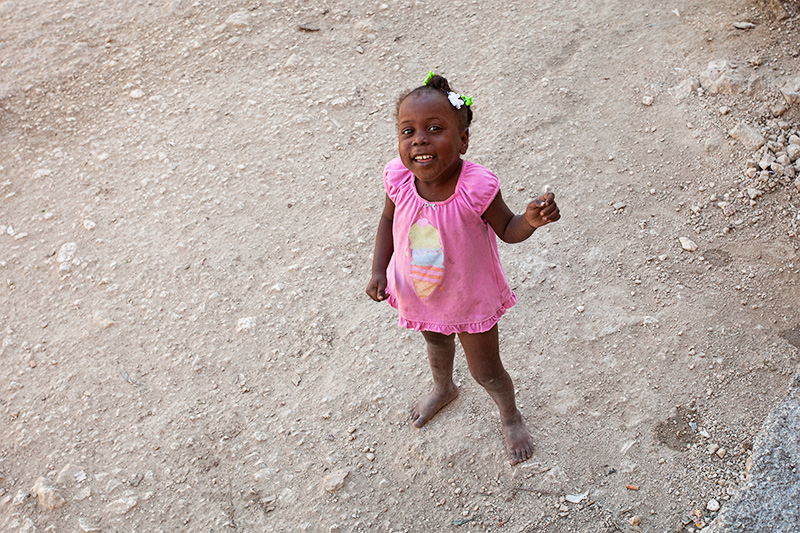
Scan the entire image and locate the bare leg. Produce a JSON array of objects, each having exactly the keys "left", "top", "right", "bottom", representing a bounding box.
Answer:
[
  {"left": 410, "top": 330, "right": 459, "bottom": 428},
  {"left": 459, "top": 325, "right": 534, "bottom": 465}
]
